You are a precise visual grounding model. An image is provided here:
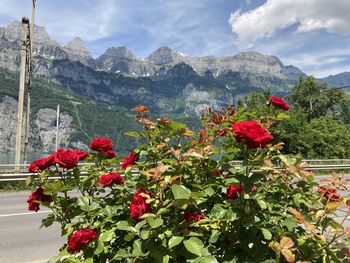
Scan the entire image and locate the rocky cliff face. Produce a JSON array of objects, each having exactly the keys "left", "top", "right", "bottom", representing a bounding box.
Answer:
[
  {"left": 95, "top": 46, "right": 156, "bottom": 76},
  {"left": 0, "top": 21, "right": 307, "bottom": 90},
  {"left": 34, "top": 108, "right": 75, "bottom": 153},
  {"left": 0, "top": 96, "right": 76, "bottom": 153},
  {"left": 63, "top": 37, "right": 95, "bottom": 67}
]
